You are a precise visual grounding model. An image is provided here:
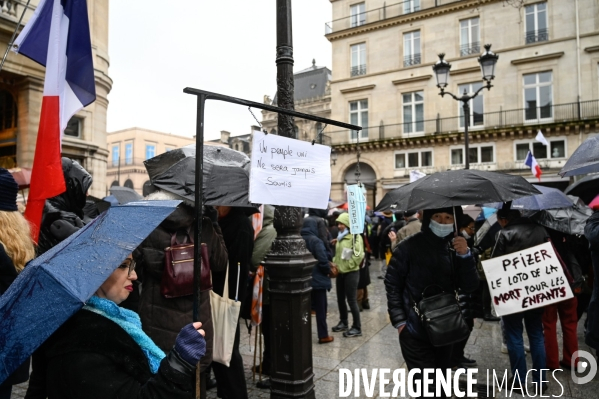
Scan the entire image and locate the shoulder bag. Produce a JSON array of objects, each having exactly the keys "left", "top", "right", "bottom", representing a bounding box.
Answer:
[
  {"left": 210, "top": 263, "right": 241, "bottom": 366},
  {"left": 161, "top": 229, "right": 211, "bottom": 298},
  {"left": 407, "top": 248, "right": 470, "bottom": 347}
]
